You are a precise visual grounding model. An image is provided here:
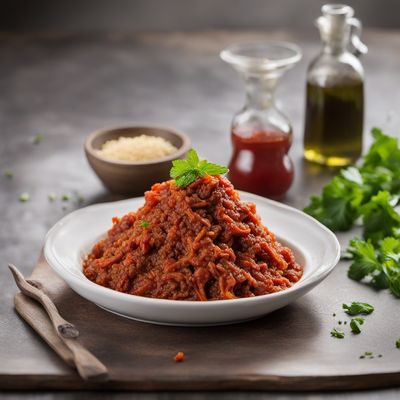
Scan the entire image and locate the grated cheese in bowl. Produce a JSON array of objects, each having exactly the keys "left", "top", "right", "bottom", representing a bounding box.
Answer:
[{"left": 97, "top": 135, "right": 178, "bottom": 162}]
